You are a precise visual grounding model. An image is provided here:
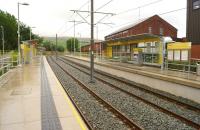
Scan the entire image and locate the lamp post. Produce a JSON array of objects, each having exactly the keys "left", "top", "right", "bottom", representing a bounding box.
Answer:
[
  {"left": 29, "top": 27, "right": 36, "bottom": 40},
  {"left": 17, "top": 2, "right": 29, "bottom": 65}
]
